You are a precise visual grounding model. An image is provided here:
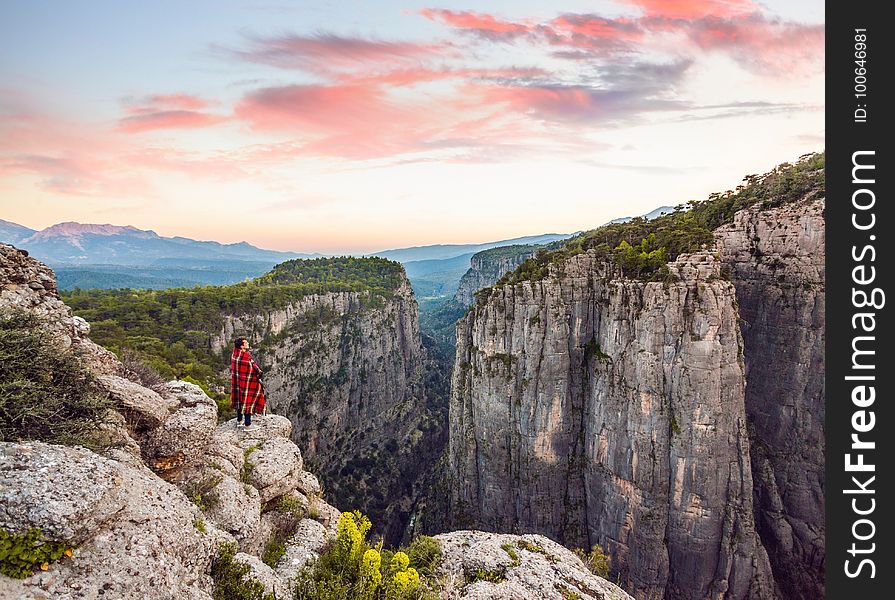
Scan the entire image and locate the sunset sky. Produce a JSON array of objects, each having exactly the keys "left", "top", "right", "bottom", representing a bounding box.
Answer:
[{"left": 0, "top": 0, "right": 823, "bottom": 254}]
